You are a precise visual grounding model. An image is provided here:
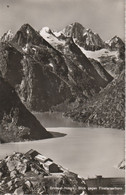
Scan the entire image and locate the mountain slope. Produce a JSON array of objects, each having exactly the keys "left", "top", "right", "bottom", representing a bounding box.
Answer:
[
  {"left": 0, "top": 24, "right": 71, "bottom": 111},
  {"left": 0, "top": 23, "right": 113, "bottom": 111},
  {"left": 65, "top": 71, "right": 125, "bottom": 130},
  {"left": 1, "top": 30, "right": 13, "bottom": 42},
  {"left": 106, "top": 36, "right": 125, "bottom": 51},
  {"left": 77, "top": 41, "right": 124, "bottom": 77},
  {"left": 0, "top": 76, "right": 52, "bottom": 143},
  {"left": 62, "top": 22, "right": 105, "bottom": 50},
  {"left": 61, "top": 22, "right": 124, "bottom": 77},
  {"left": 40, "top": 26, "right": 113, "bottom": 95}
]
